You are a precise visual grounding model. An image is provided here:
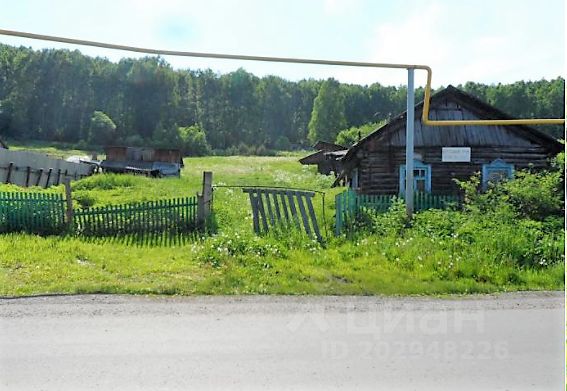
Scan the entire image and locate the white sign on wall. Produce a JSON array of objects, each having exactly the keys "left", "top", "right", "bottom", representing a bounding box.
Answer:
[{"left": 442, "top": 147, "right": 471, "bottom": 162}]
